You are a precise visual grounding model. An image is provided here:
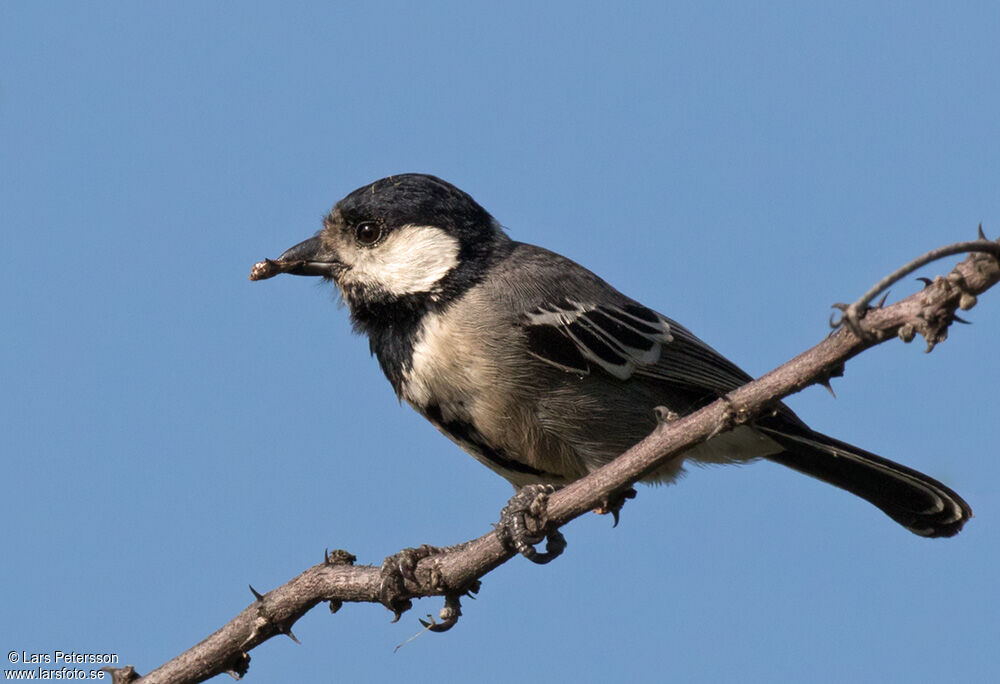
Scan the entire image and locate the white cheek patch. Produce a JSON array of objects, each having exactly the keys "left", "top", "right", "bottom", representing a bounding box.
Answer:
[{"left": 339, "top": 224, "right": 460, "bottom": 297}]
